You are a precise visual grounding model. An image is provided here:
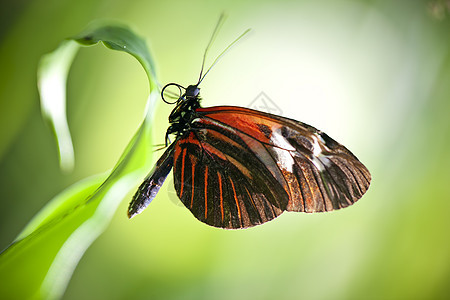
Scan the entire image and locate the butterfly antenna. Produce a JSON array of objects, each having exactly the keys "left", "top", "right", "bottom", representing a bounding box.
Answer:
[
  {"left": 197, "top": 14, "right": 227, "bottom": 85},
  {"left": 198, "top": 28, "right": 251, "bottom": 85}
]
